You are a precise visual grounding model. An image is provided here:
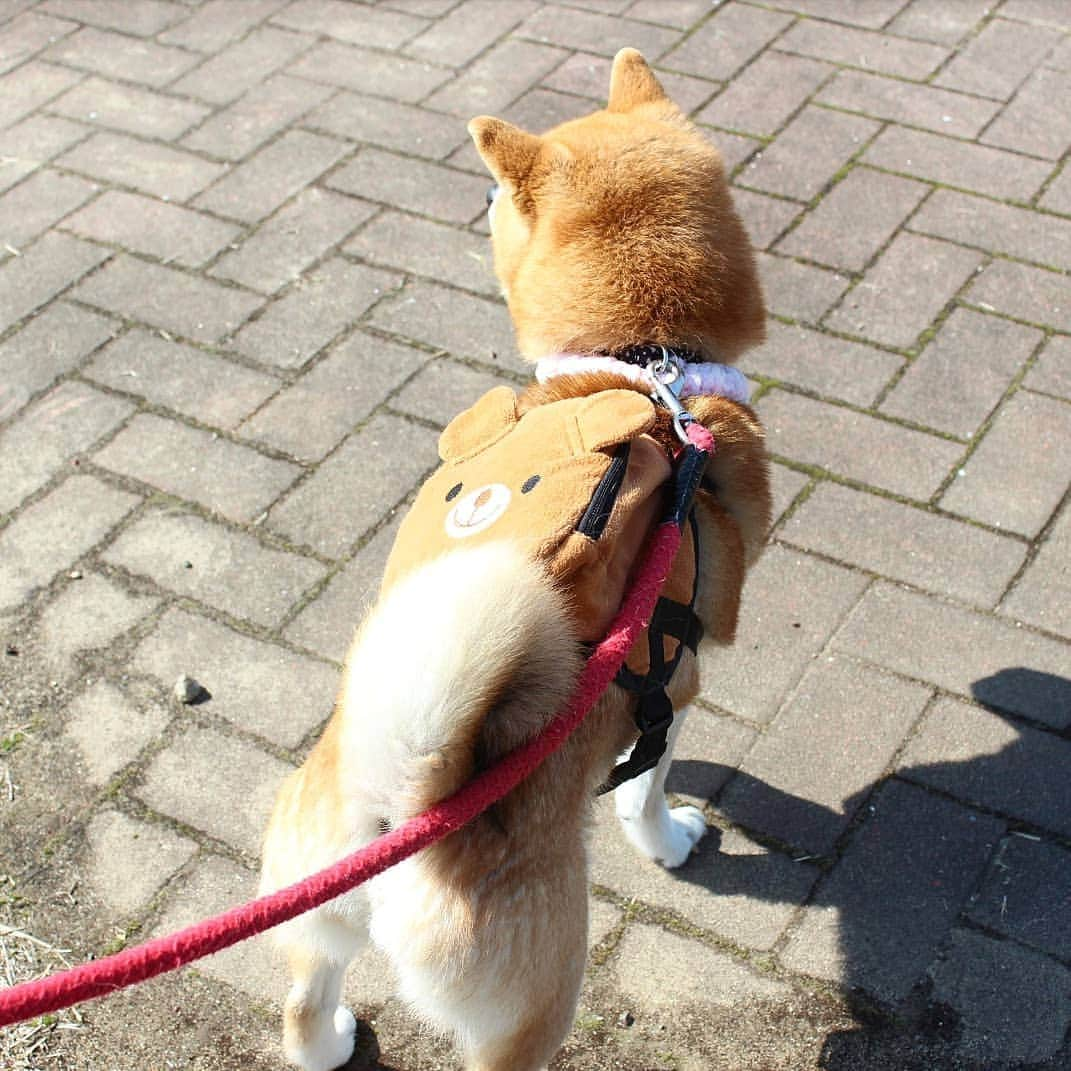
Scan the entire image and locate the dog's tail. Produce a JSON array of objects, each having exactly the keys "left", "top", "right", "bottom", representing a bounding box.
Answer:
[{"left": 338, "top": 542, "right": 583, "bottom": 819}]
